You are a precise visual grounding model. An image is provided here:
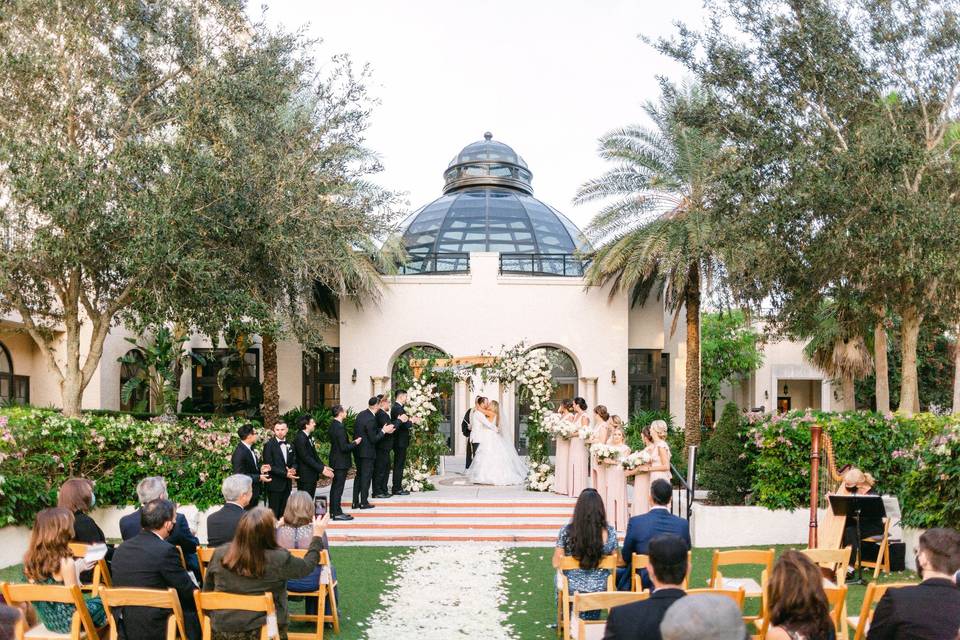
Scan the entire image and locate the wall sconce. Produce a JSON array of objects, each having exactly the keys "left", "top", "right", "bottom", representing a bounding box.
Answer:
[
  {"left": 782, "top": 383, "right": 789, "bottom": 396},
  {"left": 610, "top": 370, "right": 617, "bottom": 385},
  {"left": 764, "top": 390, "right": 769, "bottom": 400},
  {"left": 833, "top": 388, "right": 839, "bottom": 401},
  {"left": 351, "top": 368, "right": 357, "bottom": 383}
]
